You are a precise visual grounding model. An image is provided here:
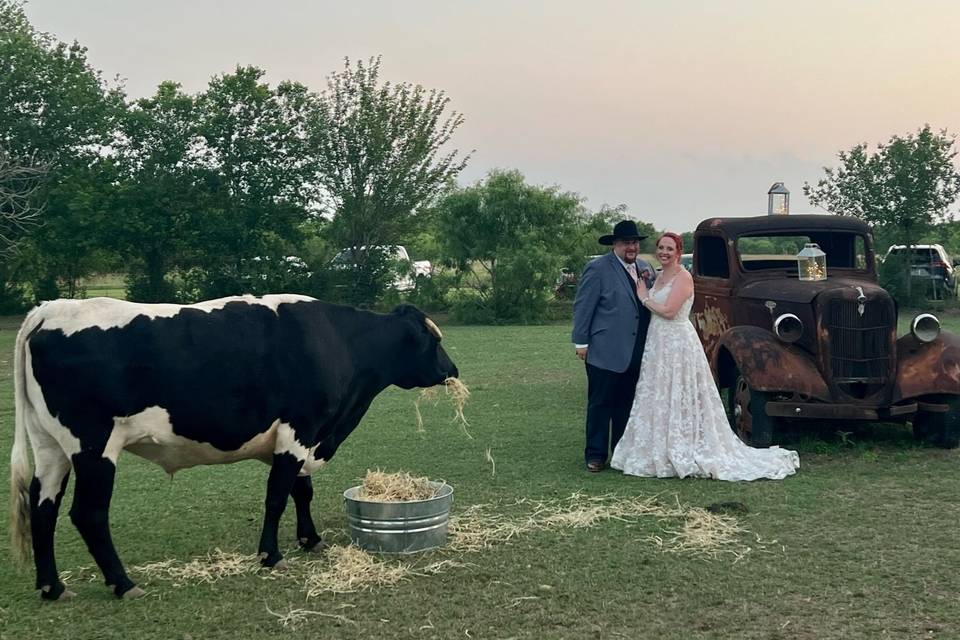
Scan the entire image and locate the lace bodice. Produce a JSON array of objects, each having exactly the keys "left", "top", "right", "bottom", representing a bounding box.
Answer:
[{"left": 648, "top": 277, "right": 693, "bottom": 324}]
